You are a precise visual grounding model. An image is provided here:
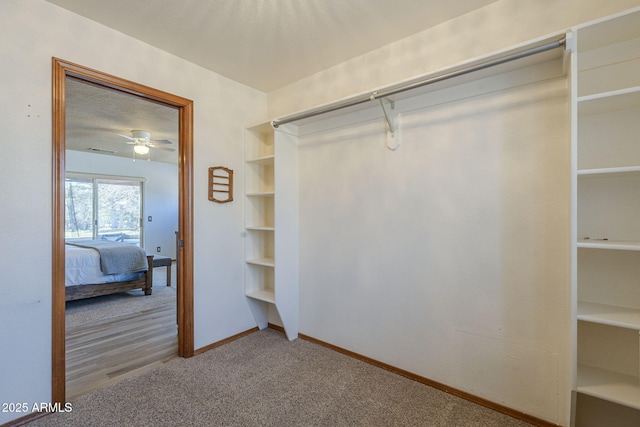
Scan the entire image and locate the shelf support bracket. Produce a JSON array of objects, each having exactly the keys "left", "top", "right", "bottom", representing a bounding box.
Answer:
[{"left": 373, "top": 93, "right": 401, "bottom": 151}]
